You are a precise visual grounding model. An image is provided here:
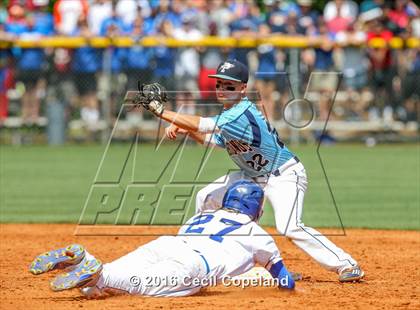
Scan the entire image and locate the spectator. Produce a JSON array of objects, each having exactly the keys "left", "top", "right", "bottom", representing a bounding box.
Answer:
[
  {"left": 99, "top": 3, "right": 128, "bottom": 119},
  {"left": 178, "top": 0, "right": 199, "bottom": 17},
  {"left": 173, "top": 12, "right": 203, "bottom": 114},
  {"left": 207, "top": 0, "right": 232, "bottom": 37},
  {"left": 296, "top": 0, "right": 319, "bottom": 36},
  {"left": 8, "top": 0, "right": 48, "bottom": 12},
  {"left": 88, "top": 0, "right": 112, "bottom": 36},
  {"left": 6, "top": 2, "right": 47, "bottom": 123},
  {"left": 123, "top": 14, "right": 153, "bottom": 122},
  {"left": 5, "top": 3, "right": 27, "bottom": 39},
  {"left": 194, "top": 0, "right": 212, "bottom": 36},
  {"left": 151, "top": 0, "right": 181, "bottom": 34},
  {"left": 0, "top": 57, "right": 13, "bottom": 121},
  {"left": 365, "top": 16, "right": 395, "bottom": 120},
  {"left": 310, "top": 18, "right": 338, "bottom": 121},
  {"left": 386, "top": 0, "right": 415, "bottom": 35},
  {"left": 229, "top": 2, "right": 262, "bottom": 67},
  {"left": 99, "top": 3, "right": 128, "bottom": 74},
  {"left": 99, "top": 3, "right": 127, "bottom": 38},
  {"left": 0, "top": 22, "right": 14, "bottom": 121},
  {"left": 125, "top": 15, "right": 153, "bottom": 91},
  {"left": 400, "top": 49, "right": 419, "bottom": 122},
  {"left": 324, "top": 0, "right": 358, "bottom": 34},
  {"left": 28, "top": 0, "right": 54, "bottom": 36},
  {"left": 272, "top": 10, "right": 306, "bottom": 35},
  {"left": 71, "top": 17, "right": 102, "bottom": 125},
  {"left": 268, "top": 0, "right": 300, "bottom": 33},
  {"left": 53, "top": 0, "right": 88, "bottom": 35},
  {"left": 197, "top": 3, "right": 224, "bottom": 114},
  {"left": 116, "top": 0, "right": 140, "bottom": 28},
  {"left": 255, "top": 24, "right": 278, "bottom": 121},
  {"left": 336, "top": 21, "right": 371, "bottom": 119},
  {"left": 312, "top": 19, "right": 336, "bottom": 74},
  {"left": 228, "top": 0, "right": 251, "bottom": 20},
  {"left": 135, "top": 0, "right": 152, "bottom": 19},
  {"left": 153, "top": 20, "right": 176, "bottom": 108}
]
